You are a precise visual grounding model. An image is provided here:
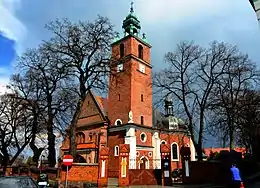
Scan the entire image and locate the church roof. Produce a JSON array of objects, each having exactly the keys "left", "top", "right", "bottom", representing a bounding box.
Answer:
[{"left": 95, "top": 96, "right": 108, "bottom": 115}]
